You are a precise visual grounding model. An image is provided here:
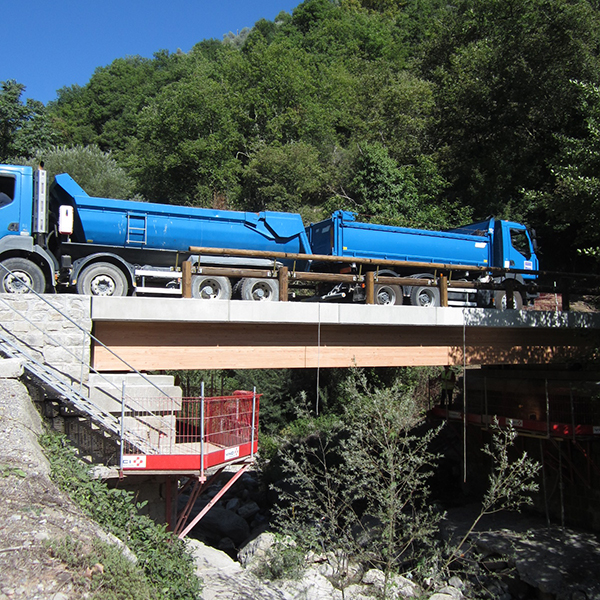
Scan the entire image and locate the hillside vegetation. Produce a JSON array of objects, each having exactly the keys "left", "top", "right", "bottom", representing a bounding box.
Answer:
[{"left": 3, "top": 0, "right": 600, "bottom": 271}]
